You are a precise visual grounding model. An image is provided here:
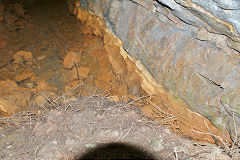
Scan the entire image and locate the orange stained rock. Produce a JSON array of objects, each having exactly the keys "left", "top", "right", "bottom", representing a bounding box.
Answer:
[
  {"left": 0, "top": 80, "right": 32, "bottom": 115},
  {"left": 0, "top": 80, "right": 19, "bottom": 95},
  {"left": 35, "top": 80, "right": 58, "bottom": 93},
  {"left": 67, "top": 67, "right": 90, "bottom": 82},
  {"left": 13, "top": 51, "right": 33, "bottom": 64},
  {"left": 65, "top": 80, "right": 83, "bottom": 93},
  {"left": 63, "top": 51, "right": 82, "bottom": 69},
  {"left": 0, "top": 98, "right": 18, "bottom": 116},
  {"left": 14, "top": 72, "right": 34, "bottom": 82}
]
